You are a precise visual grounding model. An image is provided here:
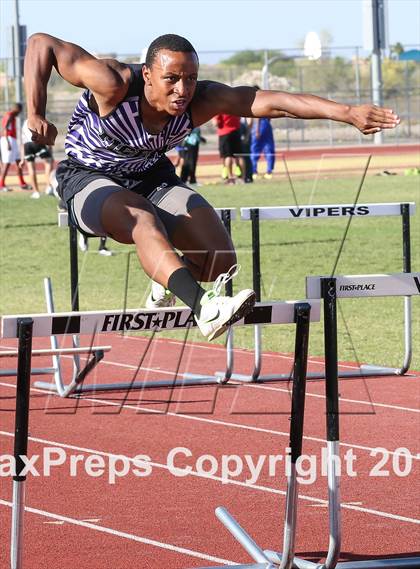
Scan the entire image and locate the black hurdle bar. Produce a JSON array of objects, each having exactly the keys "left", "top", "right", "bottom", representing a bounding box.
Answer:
[{"left": 11, "top": 318, "right": 33, "bottom": 569}]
